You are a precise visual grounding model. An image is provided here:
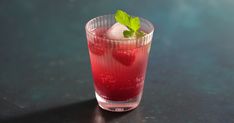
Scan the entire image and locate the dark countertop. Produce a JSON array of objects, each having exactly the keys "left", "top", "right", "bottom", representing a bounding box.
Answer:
[{"left": 0, "top": 0, "right": 234, "bottom": 123}]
